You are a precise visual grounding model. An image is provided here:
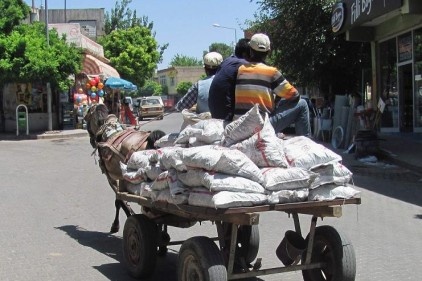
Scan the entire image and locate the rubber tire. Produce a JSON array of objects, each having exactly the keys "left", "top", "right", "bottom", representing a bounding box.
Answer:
[
  {"left": 237, "top": 225, "right": 260, "bottom": 264},
  {"left": 178, "top": 236, "right": 227, "bottom": 281},
  {"left": 123, "top": 214, "right": 158, "bottom": 278},
  {"left": 331, "top": 126, "right": 344, "bottom": 149},
  {"left": 302, "top": 225, "right": 356, "bottom": 281}
]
